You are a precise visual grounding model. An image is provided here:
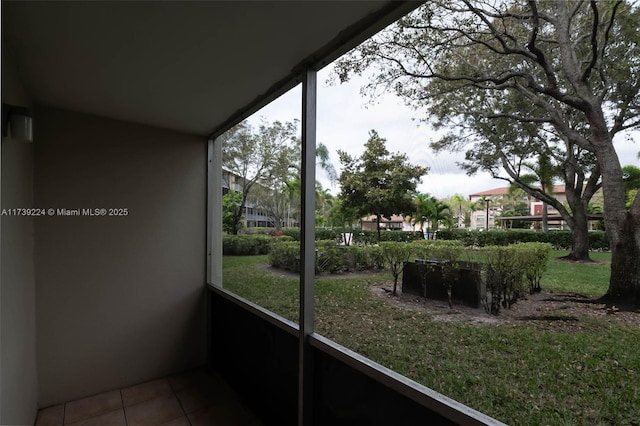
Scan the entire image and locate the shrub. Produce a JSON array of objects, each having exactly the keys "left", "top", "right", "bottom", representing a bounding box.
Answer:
[
  {"left": 380, "top": 242, "right": 415, "bottom": 295},
  {"left": 223, "top": 235, "right": 293, "bottom": 256},
  {"left": 283, "top": 228, "right": 357, "bottom": 244},
  {"left": 316, "top": 228, "right": 342, "bottom": 243},
  {"left": 478, "top": 243, "right": 550, "bottom": 314},
  {"left": 223, "top": 235, "right": 269, "bottom": 255},
  {"left": 241, "top": 227, "right": 274, "bottom": 235},
  {"left": 315, "top": 243, "right": 343, "bottom": 273},
  {"left": 279, "top": 228, "right": 426, "bottom": 245},
  {"left": 437, "top": 229, "right": 609, "bottom": 251},
  {"left": 268, "top": 241, "right": 384, "bottom": 274},
  {"left": 588, "top": 231, "right": 609, "bottom": 251},
  {"left": 352, "top": 231, "right": 379, "bottom": 246},
  {"left": 282, "top": 228, "right": 301, "bottom": 241},
  {"left": 480, "top": 245, "right": 526, "bottom": 315},
  {"left": 379, "top": 231, "right": 424, "bottom": 243},
  {"left": 412, "top": 240, "right": 464, "bottom": 260},
  {"left": 269, "top": 241, "right": 300, "bottom": 271},
  {"left": 514, "top": 242, "right": 552, "bottom": 293},
  {"left": 349, "top": 245, "right": 383, "bottom": 270},
  {"left": 406, "top": 241, "right": 551, "bottom": 313}
]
